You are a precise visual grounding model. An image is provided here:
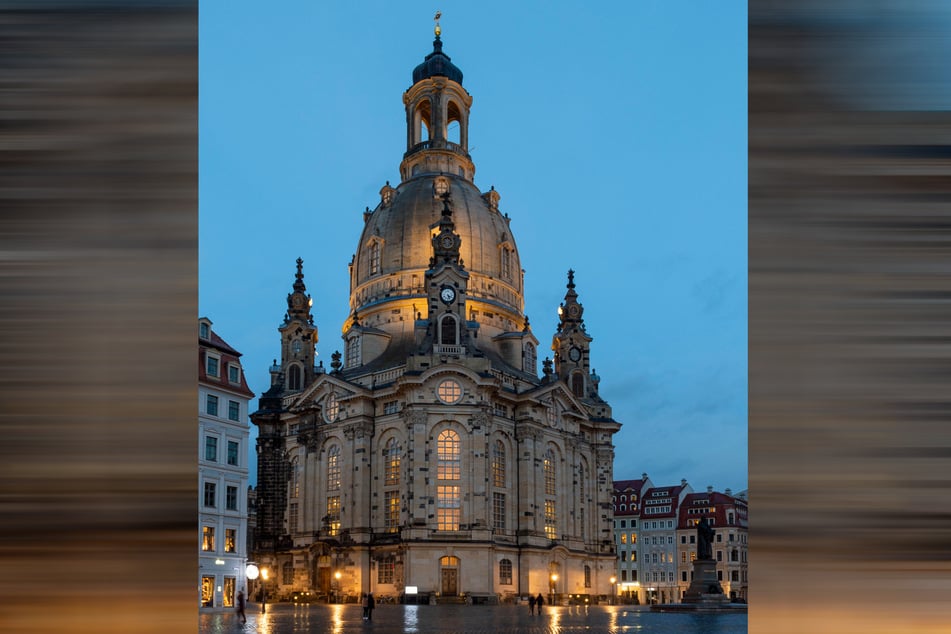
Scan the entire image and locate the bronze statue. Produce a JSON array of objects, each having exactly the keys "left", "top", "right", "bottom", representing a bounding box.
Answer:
[{"left": 697, "top": 517, "right": 715, "bottom": 560}]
